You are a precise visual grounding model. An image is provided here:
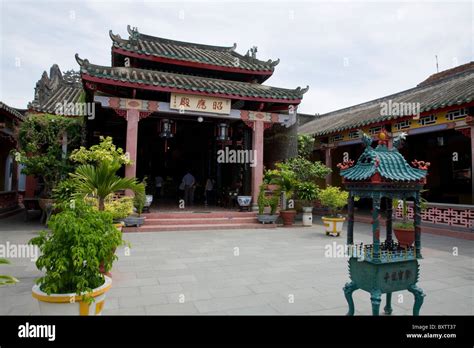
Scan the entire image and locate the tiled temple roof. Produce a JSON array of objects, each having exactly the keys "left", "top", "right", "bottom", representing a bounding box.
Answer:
[
  {"left": 0, "top": 102, "right": 25, "bottom": 121},
  {"left": 109, "top": 25, "right": 279, "bottom": 73},
  {"left": 76, "top": 54, "right": 308, "bottom": 102},
  {"left": 340, "top": 132, "right": 428, "bottom": 182},
  {"left": 299, "top": 62, "right": 474, "bottom": 136},
  {"left": 28, "top": 64, "right": 84, "bottom": 115}
]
